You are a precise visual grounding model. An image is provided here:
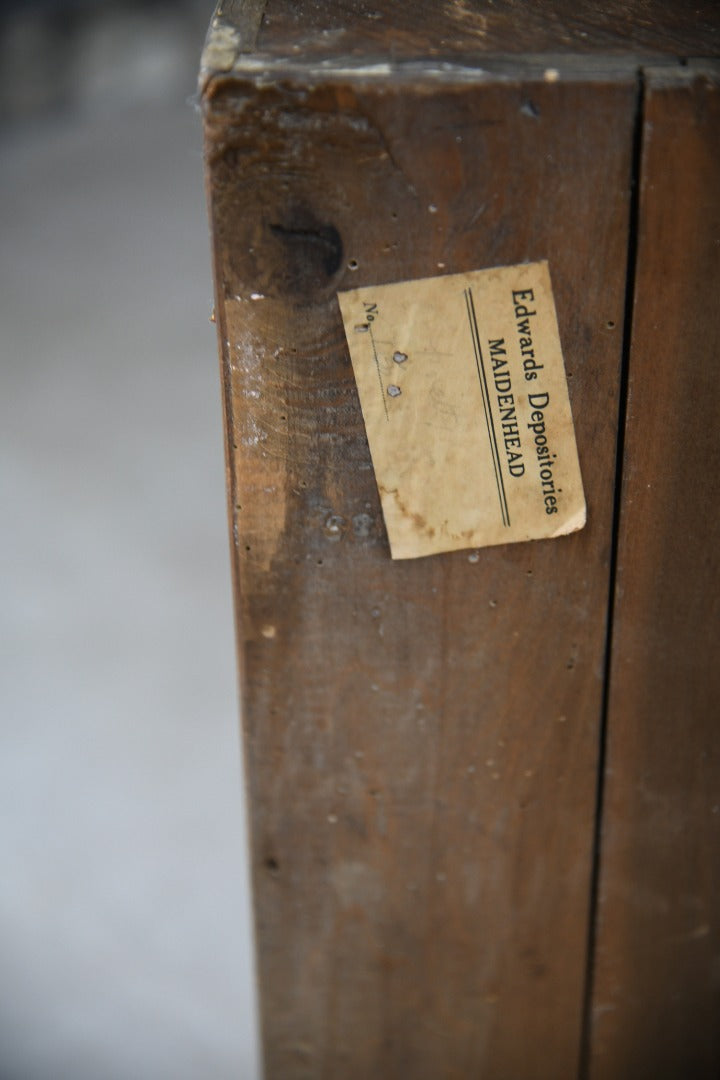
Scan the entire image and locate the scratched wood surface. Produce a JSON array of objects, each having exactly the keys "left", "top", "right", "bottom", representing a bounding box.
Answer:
[
  {"left": 588, "top": 65, "right": 720, "bottom": 1080},
  {"left": 211, "top": 0, "right": 719, "bottom": 62},
  {"left": 203, "top": 38, "right": 637, "bottom": 1074}
]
